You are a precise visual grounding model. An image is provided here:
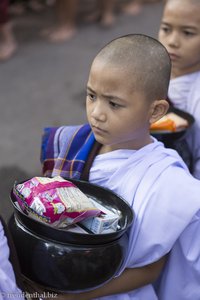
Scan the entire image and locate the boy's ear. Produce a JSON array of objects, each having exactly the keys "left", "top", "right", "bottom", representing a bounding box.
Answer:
[{"left": 149, "top": 99, "right": 169, "bottom": 124}]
